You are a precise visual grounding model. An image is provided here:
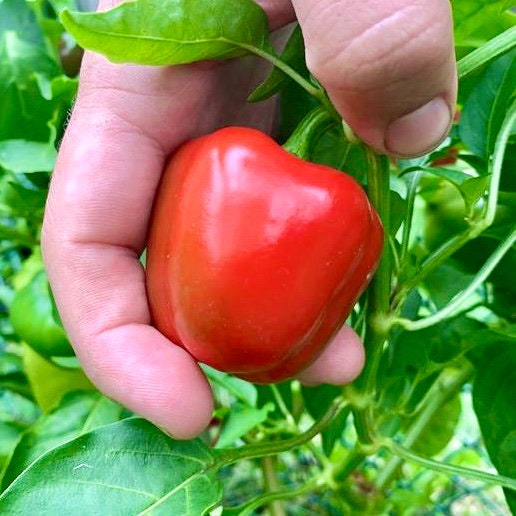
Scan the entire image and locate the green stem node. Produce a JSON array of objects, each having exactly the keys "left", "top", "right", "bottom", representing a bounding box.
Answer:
[{"left": 282, "top": 106, "right": 337, "bottom": 160}]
